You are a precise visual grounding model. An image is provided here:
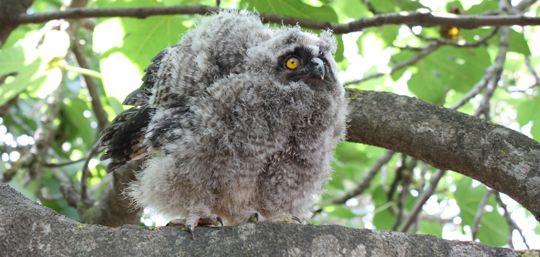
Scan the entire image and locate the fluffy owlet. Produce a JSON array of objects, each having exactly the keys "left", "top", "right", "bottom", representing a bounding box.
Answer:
[{"left": 98, "top": 10, "right": 347, "bottom": 230}]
